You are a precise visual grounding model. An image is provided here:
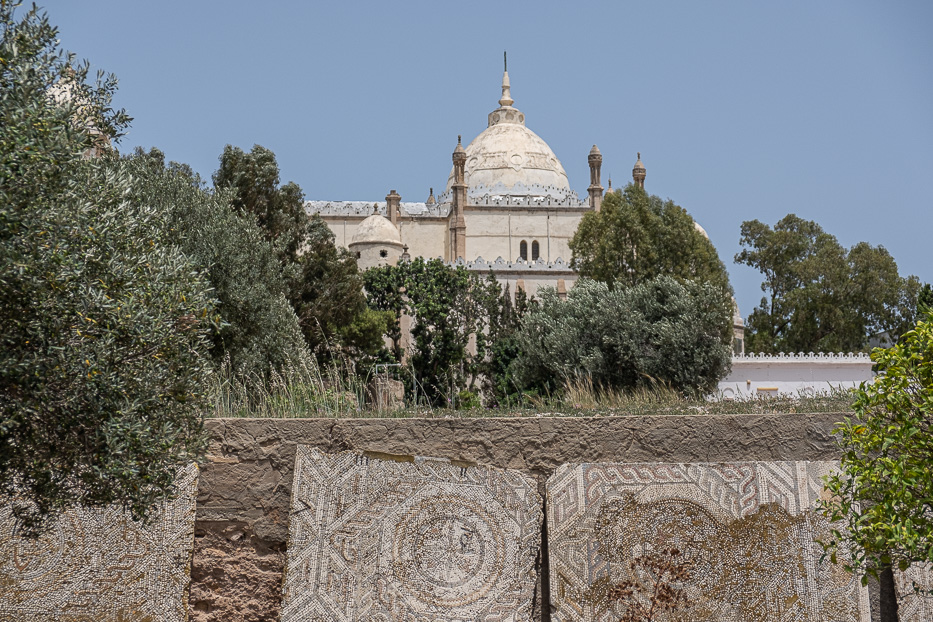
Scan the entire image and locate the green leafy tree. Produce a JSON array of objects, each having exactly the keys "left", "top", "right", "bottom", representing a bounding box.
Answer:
[
  {"left": 512, "top": 277, "right": 732, "bottom": 396},
  {"left": 364, "top": 258, "right": 489, "bottom": 406},
  {"left": 0, "top": 5, "right": 214, "bottom": 529},
  {"left": 570, "top": 184, "right": 732, "bottom": 295},
  {"left": 736, "top": 214, "right": 919, "bottom": 353},
  {"left": 212, "top": 144, "right": 308, "bottom": 262},
  {"left": 212, "top": 144, "right": 382, "bottom": 359},
  {"left": 821, "top": 313, "right": 933, "bottom": 588},
  {"left": 475, "top": 281, "right": 535, "bottom": 407},
  {"left": 291, "top": 215, "right": 387, "bottom": 359},
  {"left": 919, "top": 283, "right": 933, "bottom": 315},
  {"left": 123, "top": 149, "right": 312, "bottom": 377}
]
